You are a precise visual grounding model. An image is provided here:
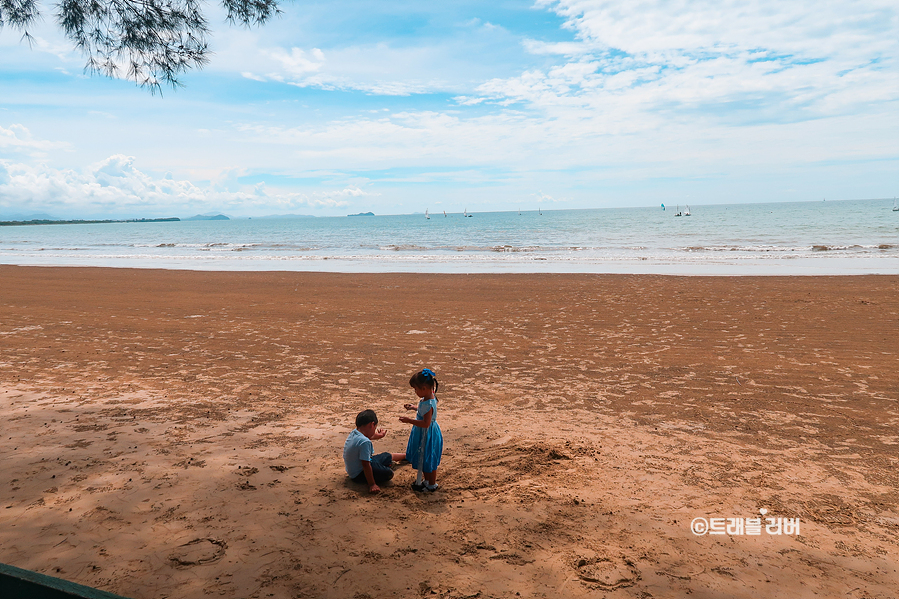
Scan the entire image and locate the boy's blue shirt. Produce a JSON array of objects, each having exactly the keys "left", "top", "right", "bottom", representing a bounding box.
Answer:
[{"left": 343, "top": 428, "right": 373, "bottom": 478}]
